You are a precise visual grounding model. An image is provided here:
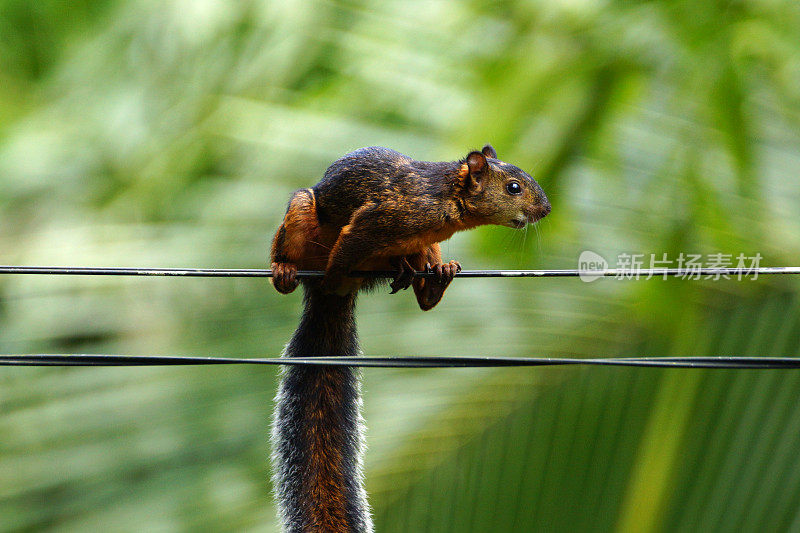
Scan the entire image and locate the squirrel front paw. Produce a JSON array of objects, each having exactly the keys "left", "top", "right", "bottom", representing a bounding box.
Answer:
[
  {"left": 426, "top": 260, "right": 461, "bottom": 286},
  {"left": 389, "top": 256, "right": 416, "bottom": 294},
  {"left": 271, "top": 262, "right": 299, "bottom": 294}
]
